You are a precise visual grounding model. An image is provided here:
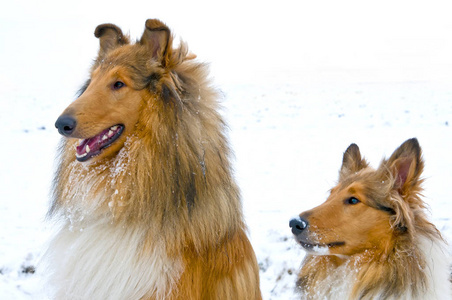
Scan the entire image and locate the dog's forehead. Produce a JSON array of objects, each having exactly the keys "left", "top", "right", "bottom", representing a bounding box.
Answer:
[
  {"left": 331, "top": 180, "right": 367, "bottom": 197},
  {"left": 333, "top": 167, "right": 381, "bottom": 196},
  {"left": 90, "top": 45, "right": 158, "bottom": 90}
]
